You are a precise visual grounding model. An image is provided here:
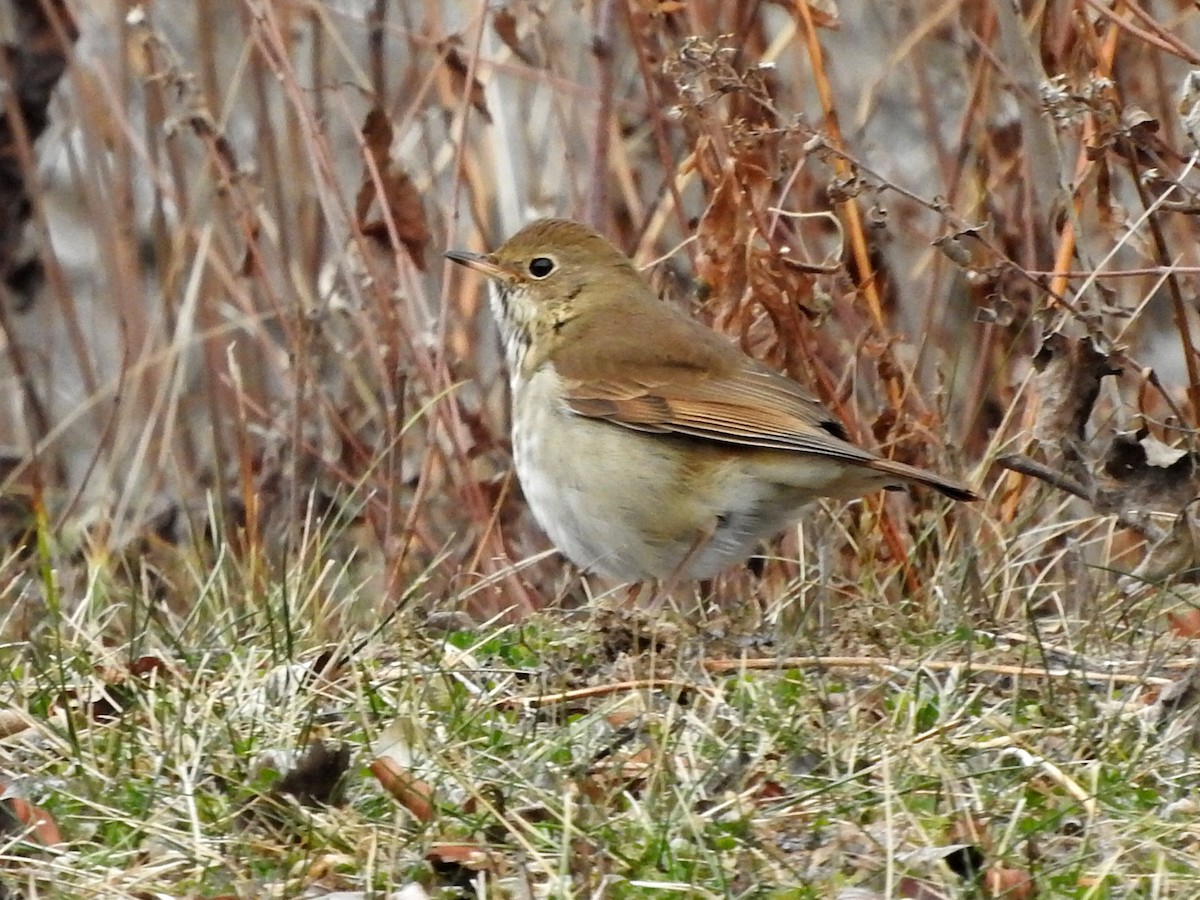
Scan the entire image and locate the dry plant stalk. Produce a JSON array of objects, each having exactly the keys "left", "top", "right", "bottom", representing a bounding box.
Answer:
[{"left": 0, "top": 1, "right": 1195, "bottom": 626}]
